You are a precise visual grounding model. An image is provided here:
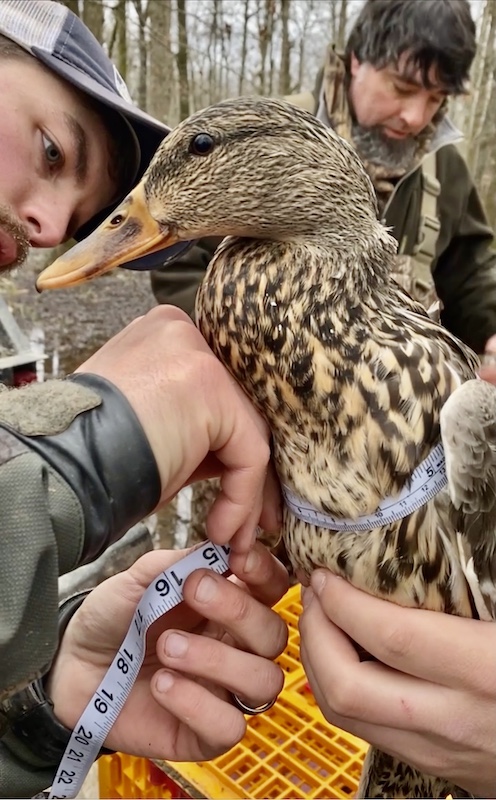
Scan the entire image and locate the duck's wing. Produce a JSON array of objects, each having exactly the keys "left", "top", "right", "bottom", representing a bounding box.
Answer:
[
  {"left": 386, "top": 285, "right": 480, "bottom": 379},
  {"left": 347, "top": 292, "right": 480, "bottom": 466},
  {"left": 440, "top": 379, "right": 496, "bottom": 620}
]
